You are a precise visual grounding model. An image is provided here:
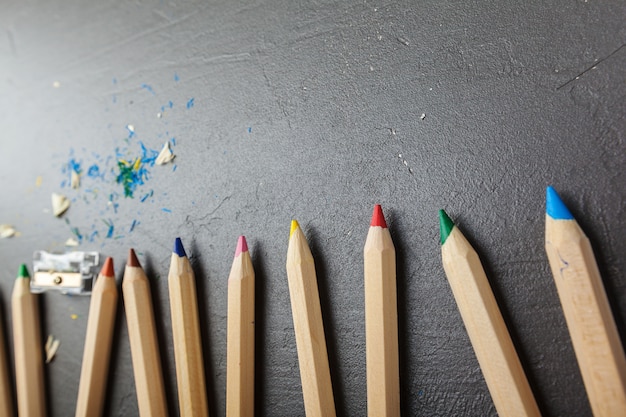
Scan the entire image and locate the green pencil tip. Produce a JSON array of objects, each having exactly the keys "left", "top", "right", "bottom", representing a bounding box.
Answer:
[
  {"left": 17, "top": 264, "right": 30, "bottom": 278},
  {"left": 439, "top": 209, "right": 455, "bottom": 245}
]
